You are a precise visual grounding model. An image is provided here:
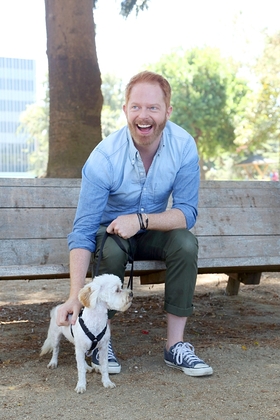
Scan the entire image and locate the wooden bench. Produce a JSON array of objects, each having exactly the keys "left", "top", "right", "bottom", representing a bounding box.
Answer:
[{"left": 0, "top": 178, "right": 279, "bottom": 295}]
